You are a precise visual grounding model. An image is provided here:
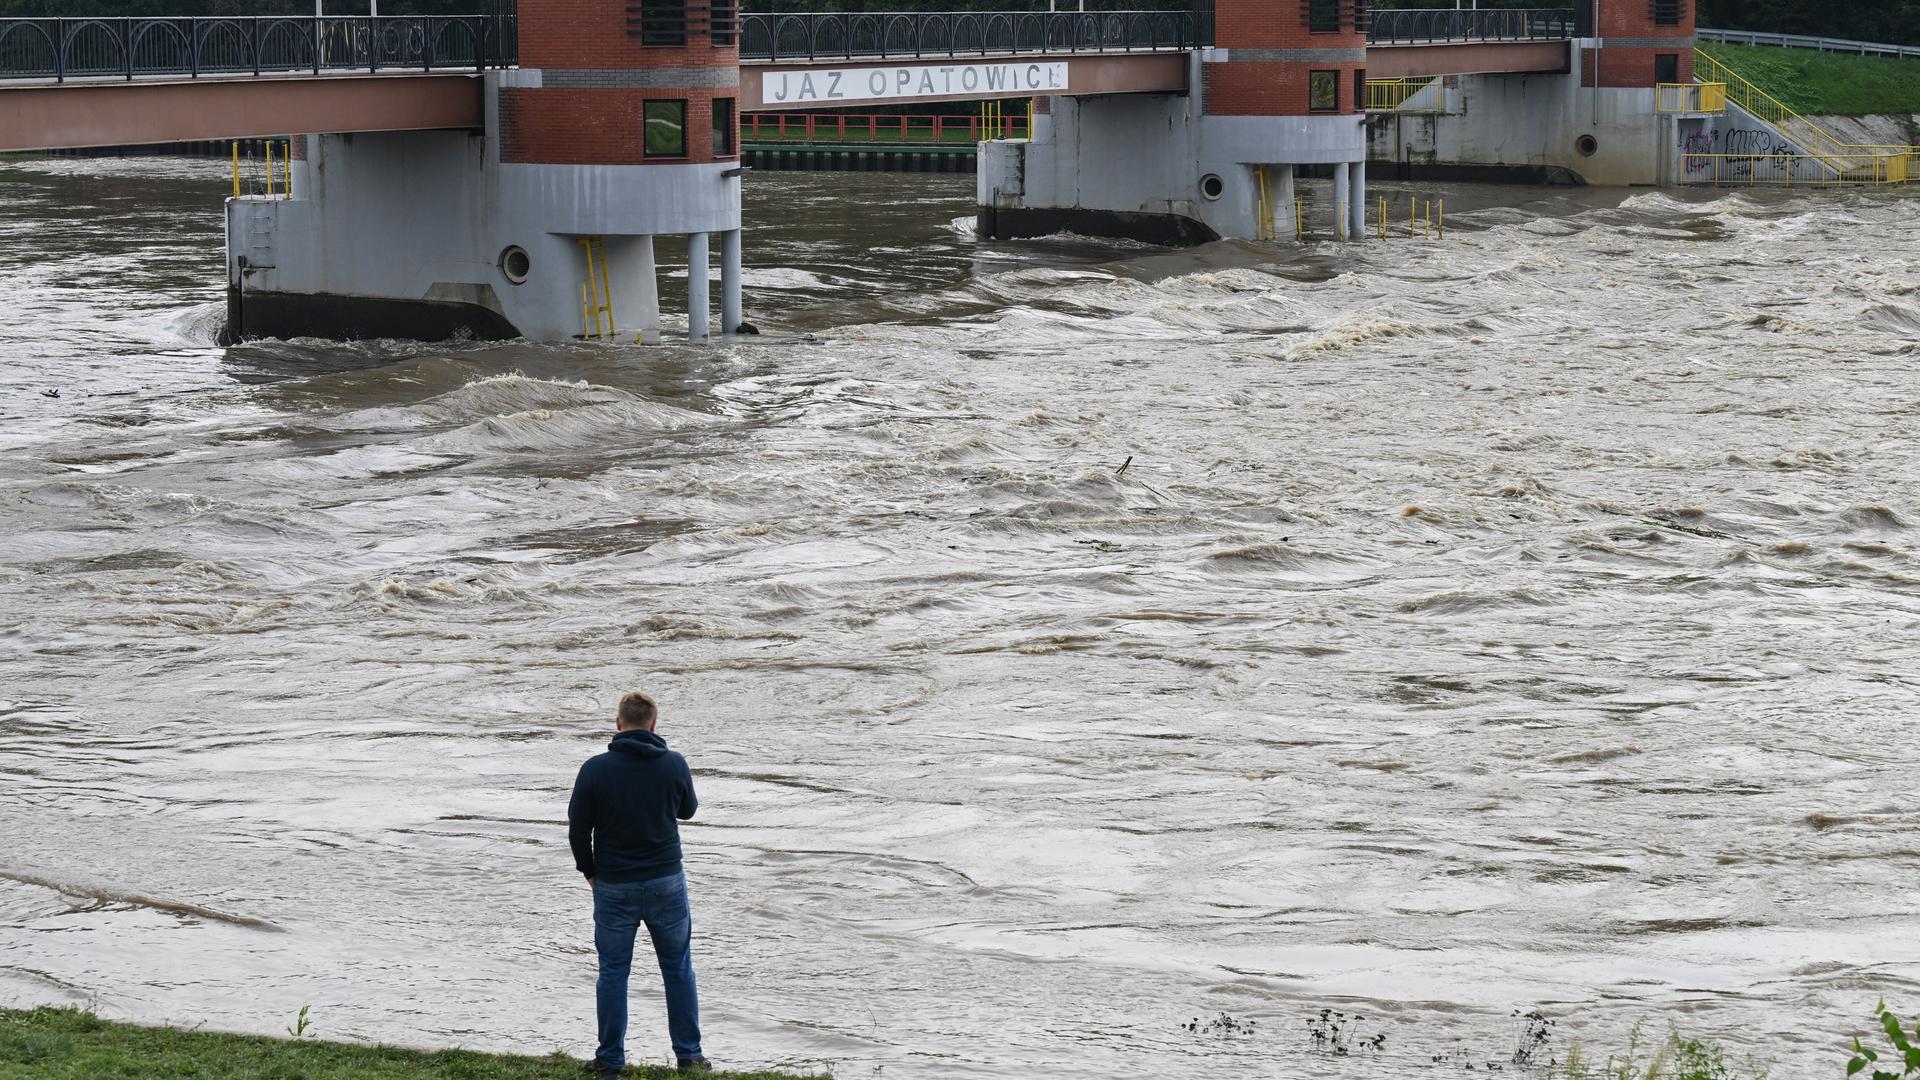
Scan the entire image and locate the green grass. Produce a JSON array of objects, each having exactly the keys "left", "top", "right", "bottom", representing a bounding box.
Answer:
[
  {"left": 0, "top": 1007, "right": 824, "bottom": 1080},
  {"left": 1700, "top": 41, "right": 1920, "bottom": 118}
]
